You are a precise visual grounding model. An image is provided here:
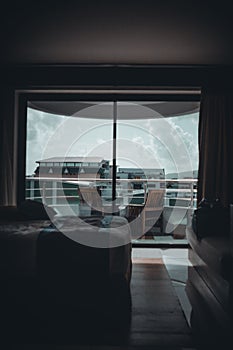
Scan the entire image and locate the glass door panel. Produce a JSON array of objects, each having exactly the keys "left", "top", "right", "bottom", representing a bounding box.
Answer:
[
  {"left": 26, "top": 101, "right": 114, "bottom": 218},
  {"left": 116, "top": 101, "right": 199, "bottom": 243}
]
